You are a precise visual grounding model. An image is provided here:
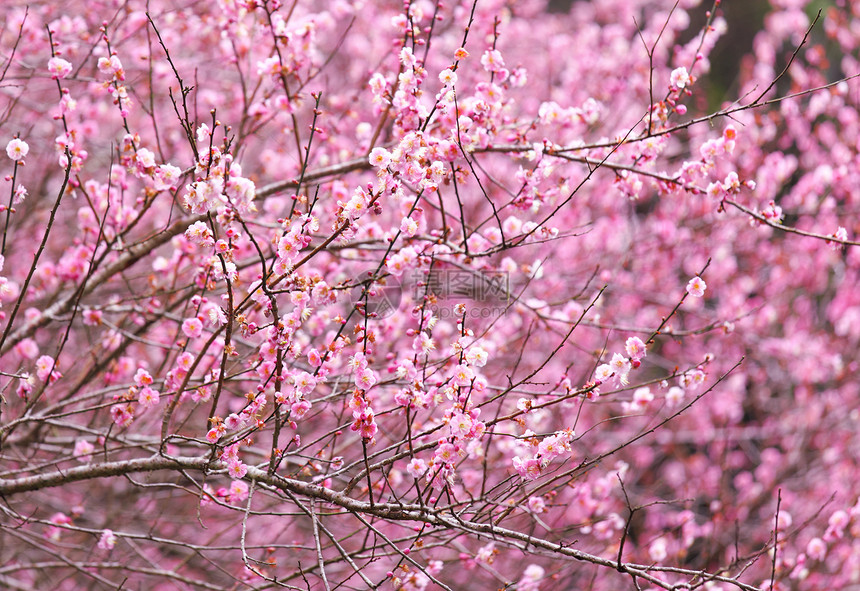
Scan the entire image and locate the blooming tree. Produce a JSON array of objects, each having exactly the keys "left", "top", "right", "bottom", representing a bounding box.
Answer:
[{"left": 2, "top": 0, "right": 860, "bottom": 589}]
